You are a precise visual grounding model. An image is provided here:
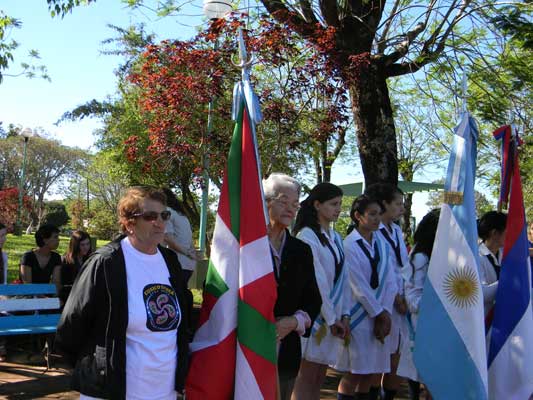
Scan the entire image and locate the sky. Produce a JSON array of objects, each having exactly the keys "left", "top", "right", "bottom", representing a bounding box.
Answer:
[{"left": 0, "top": 0, "right": 435, "bottom": 222}]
